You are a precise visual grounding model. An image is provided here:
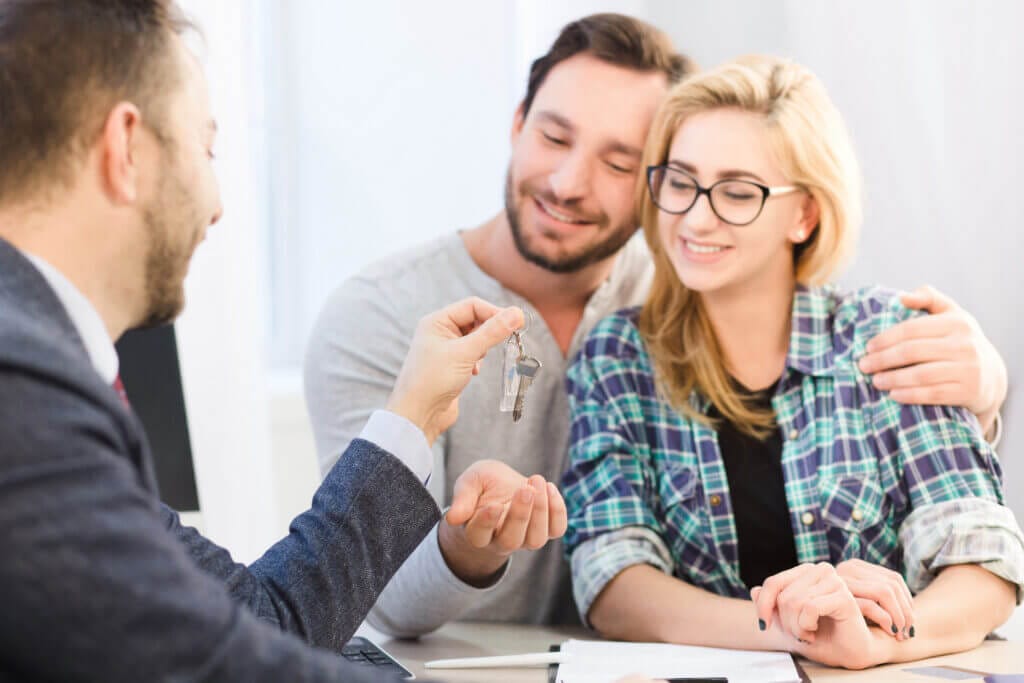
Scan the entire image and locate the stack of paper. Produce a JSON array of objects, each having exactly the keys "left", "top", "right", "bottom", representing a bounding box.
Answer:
[{"left": 554, "top": 639, "right": 801, "bottom": 683}]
